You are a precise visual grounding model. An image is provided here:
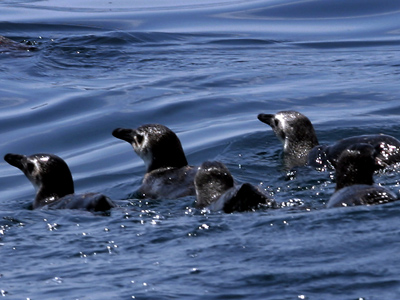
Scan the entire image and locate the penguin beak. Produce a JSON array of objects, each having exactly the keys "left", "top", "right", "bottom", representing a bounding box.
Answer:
[
  {"left": 112, "top": 128, "right": 136, "bottom": 143},
  {"left": 257, "top": 114, "right": 275, "bottom": 126},
  {"left": 4, "top": 153, "right": 26, "bottom": 170}
]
